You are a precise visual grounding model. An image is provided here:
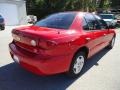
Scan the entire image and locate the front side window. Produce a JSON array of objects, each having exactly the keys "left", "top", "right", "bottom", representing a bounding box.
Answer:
[
  {"left": 35, "top": 12, "right": 76, "bottom": 29},
  {"left": 84, "top": 14, "right": 101, "bottom": 30},
  {"left": 94, "top": 15, "right": 108, "bottom": 29}
]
